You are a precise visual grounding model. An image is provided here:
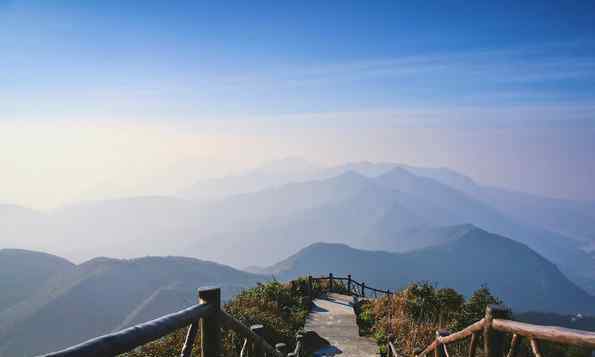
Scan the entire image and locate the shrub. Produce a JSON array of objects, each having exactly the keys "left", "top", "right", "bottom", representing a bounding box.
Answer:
[{"left": 357, "top": 282, "right": 501, "bottom": 357}]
